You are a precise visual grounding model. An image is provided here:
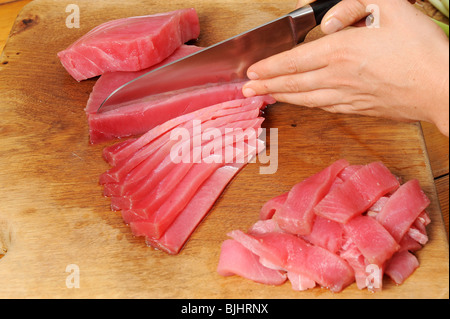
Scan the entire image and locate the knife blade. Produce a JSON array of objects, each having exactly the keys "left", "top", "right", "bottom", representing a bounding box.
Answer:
[{"left": 98, "top": 0, "right": 341, "bottom": 113}]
